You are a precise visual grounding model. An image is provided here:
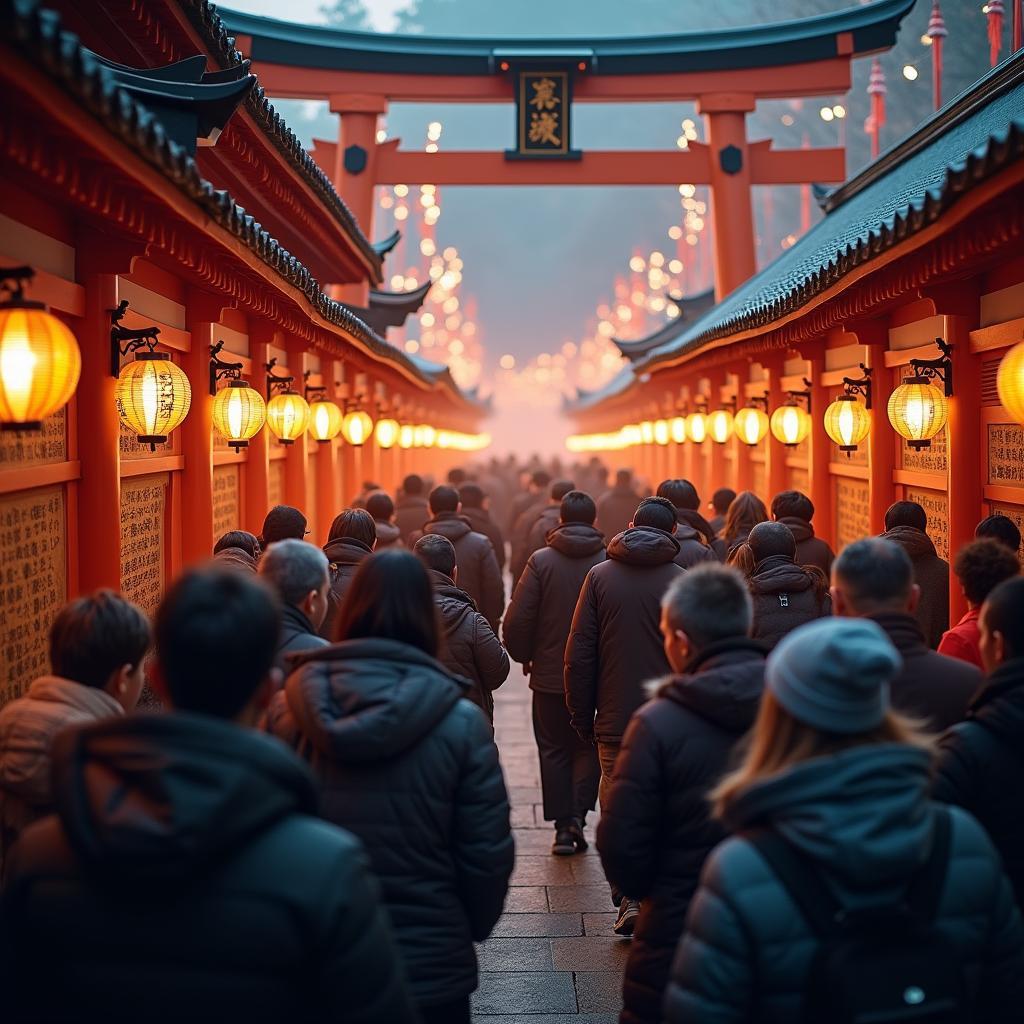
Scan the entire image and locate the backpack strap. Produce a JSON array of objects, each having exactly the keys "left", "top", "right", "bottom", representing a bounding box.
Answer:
[{"left": 905, "top": 807, "right": 952, "bottom": 924}]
